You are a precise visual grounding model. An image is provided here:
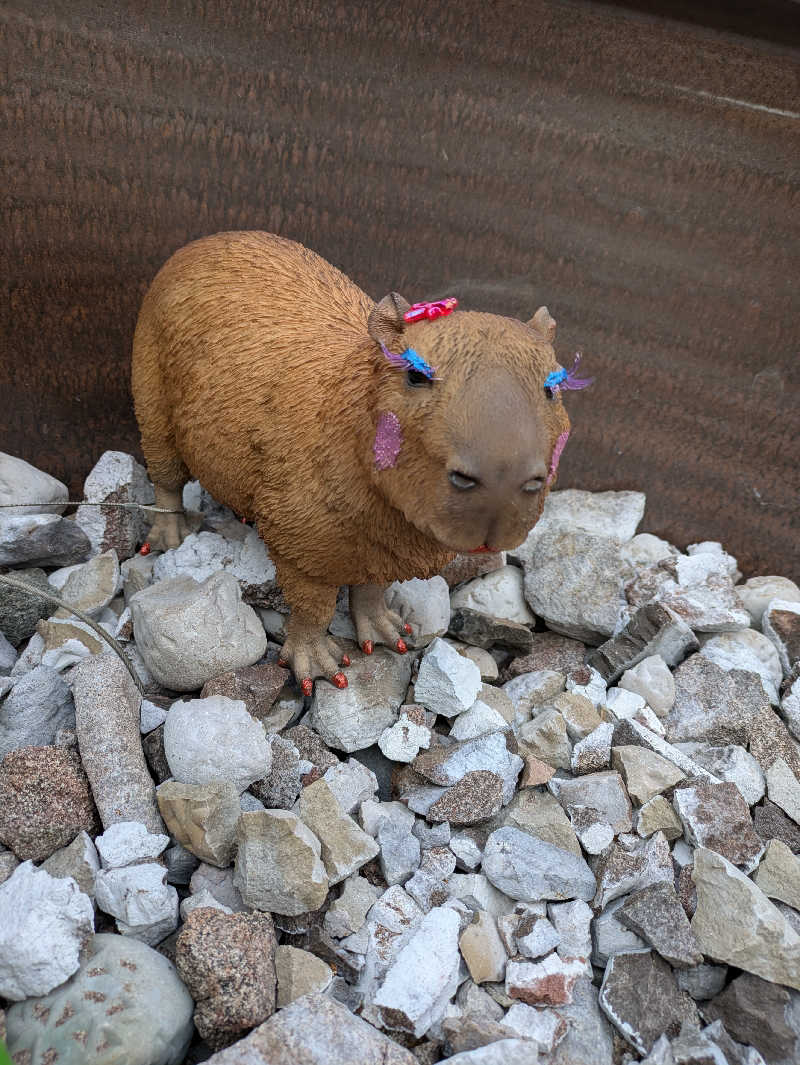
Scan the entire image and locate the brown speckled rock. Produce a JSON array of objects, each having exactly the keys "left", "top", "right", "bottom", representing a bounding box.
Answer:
[
  {"left": 503, "top": 633, "right": 587, "bottom": 680},
  {"left": 0, "top": 745, "right": 99, "bottom": 860},
  {"left": 175, "top": 907, "right": 277, "bottom": 1050},
  {"left": 428, "top": 771, "right": 504, "bottom": 825},
  {"left": 201, "top": 663, "right": 289, "bottom": 726},
  {"left": 283, "top": 724, "right": 339, "bottom": 774}
]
